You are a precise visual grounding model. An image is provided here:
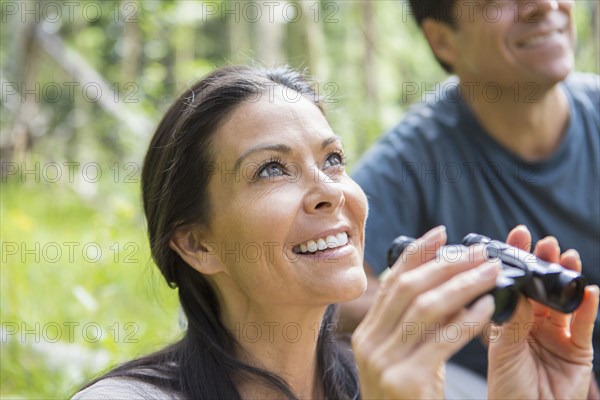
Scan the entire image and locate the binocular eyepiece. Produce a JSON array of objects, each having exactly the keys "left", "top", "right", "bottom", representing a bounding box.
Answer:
[{"left": 387, "top": 233, "right": 587, "bottom": 323}]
